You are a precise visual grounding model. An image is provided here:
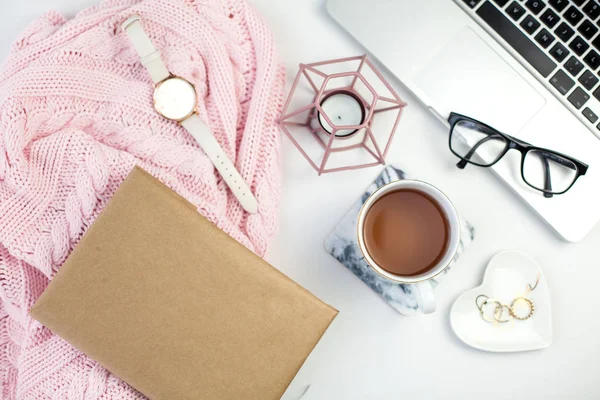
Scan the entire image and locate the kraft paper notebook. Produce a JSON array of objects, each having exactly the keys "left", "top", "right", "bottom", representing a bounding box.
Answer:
[{"left": 30, "top": 167, "right": 338, "bottom": 400}]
